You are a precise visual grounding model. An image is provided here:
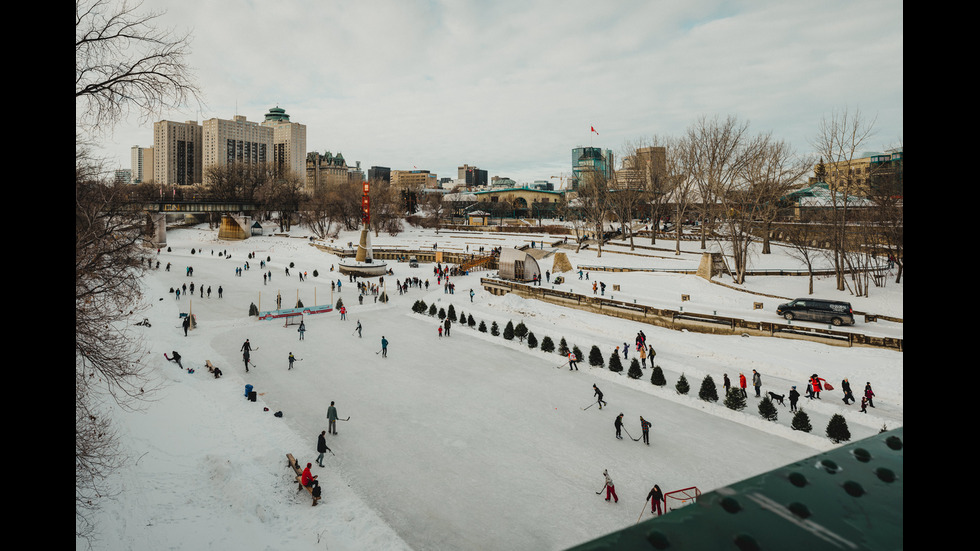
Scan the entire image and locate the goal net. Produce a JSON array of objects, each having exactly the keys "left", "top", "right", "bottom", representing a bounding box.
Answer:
[
  {"left": 663, "top": 486, "right": 700, "bottom": 512},
  {"left": 283, "top": 312, "right": 303, "bottom": 327}
]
